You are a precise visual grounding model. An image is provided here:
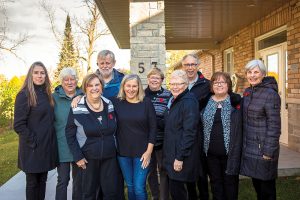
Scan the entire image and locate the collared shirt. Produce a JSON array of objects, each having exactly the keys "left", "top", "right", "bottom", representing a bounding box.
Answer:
[{"left": 188, "top": 76, "right": 198, "bottom": 90}]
